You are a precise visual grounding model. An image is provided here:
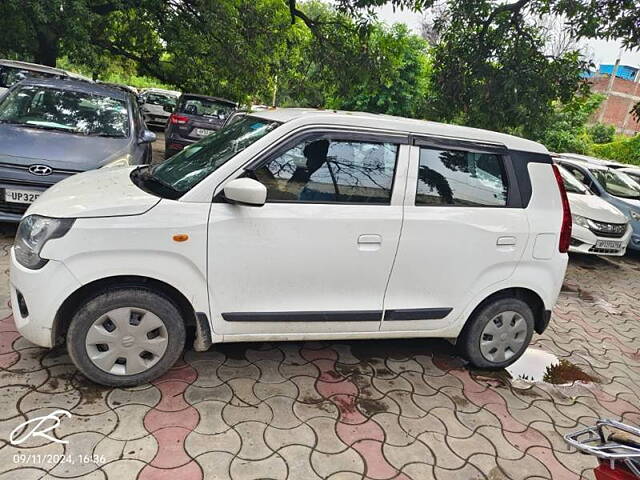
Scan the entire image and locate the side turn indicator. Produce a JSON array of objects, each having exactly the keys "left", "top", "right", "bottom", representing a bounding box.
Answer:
[{"left": 172, "top": 234, "right": 189, "bottom": 242}]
